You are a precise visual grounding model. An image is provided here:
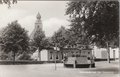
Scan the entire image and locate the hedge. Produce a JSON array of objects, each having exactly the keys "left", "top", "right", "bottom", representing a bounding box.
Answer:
[{"left": 0, "top": 60, "right": 62, "bottom": 65}]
